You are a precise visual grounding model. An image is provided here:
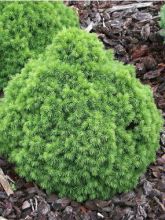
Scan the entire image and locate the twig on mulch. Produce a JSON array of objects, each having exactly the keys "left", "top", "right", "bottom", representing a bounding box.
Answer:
[{"left": 30, "top": 199, "right": 35, "bottom": 212}]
